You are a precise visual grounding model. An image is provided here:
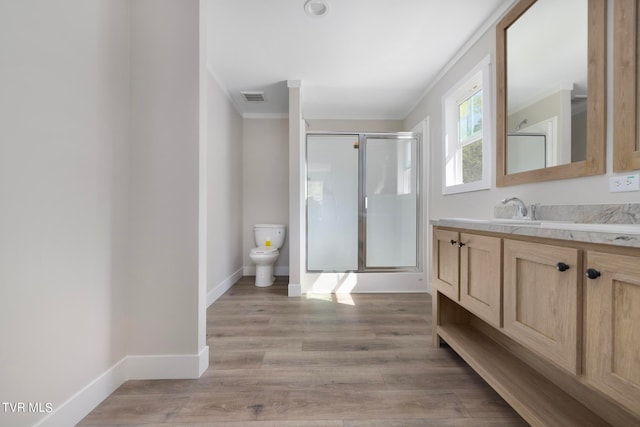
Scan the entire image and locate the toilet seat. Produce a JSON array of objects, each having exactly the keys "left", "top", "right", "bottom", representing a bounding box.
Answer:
[{"left": 250, "top": 246, "right": 279, "bottom": 255}]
